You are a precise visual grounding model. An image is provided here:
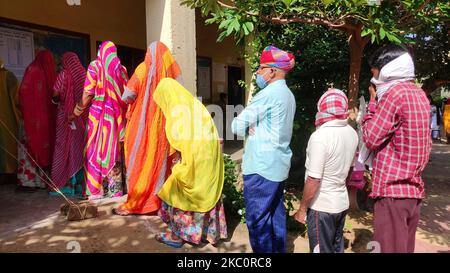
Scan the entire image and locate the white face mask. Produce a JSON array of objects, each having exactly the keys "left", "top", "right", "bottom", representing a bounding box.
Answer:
[{"left": 370, "top": 53, "right": 415, "bottom": 100}]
